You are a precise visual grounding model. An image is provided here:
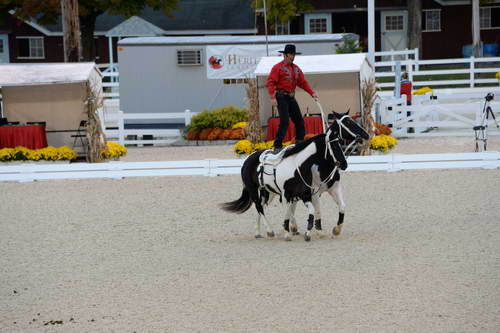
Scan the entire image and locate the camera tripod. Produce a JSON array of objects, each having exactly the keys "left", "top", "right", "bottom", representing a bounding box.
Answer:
[{"left": 474, "top": 93, "right": 500, "bottom": 152}]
